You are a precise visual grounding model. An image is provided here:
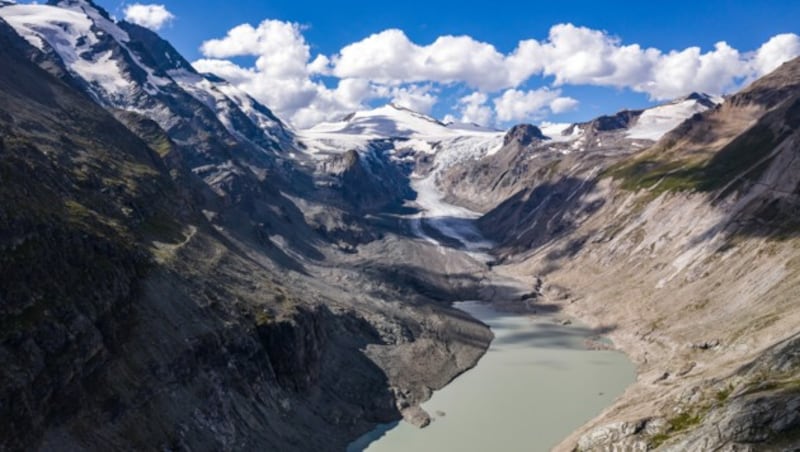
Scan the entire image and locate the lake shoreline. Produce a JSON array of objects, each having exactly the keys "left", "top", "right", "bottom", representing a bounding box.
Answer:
[{"left": 349, "top": 296, "right": 636, "bottom": 452}]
